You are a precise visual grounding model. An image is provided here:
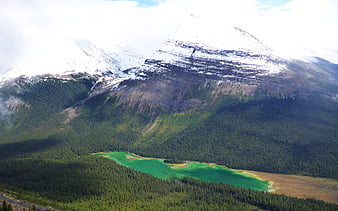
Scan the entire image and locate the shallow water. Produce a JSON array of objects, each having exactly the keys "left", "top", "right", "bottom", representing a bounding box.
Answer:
[{"left": 98, "top": 152, "right": 269, "bottom": 191}]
